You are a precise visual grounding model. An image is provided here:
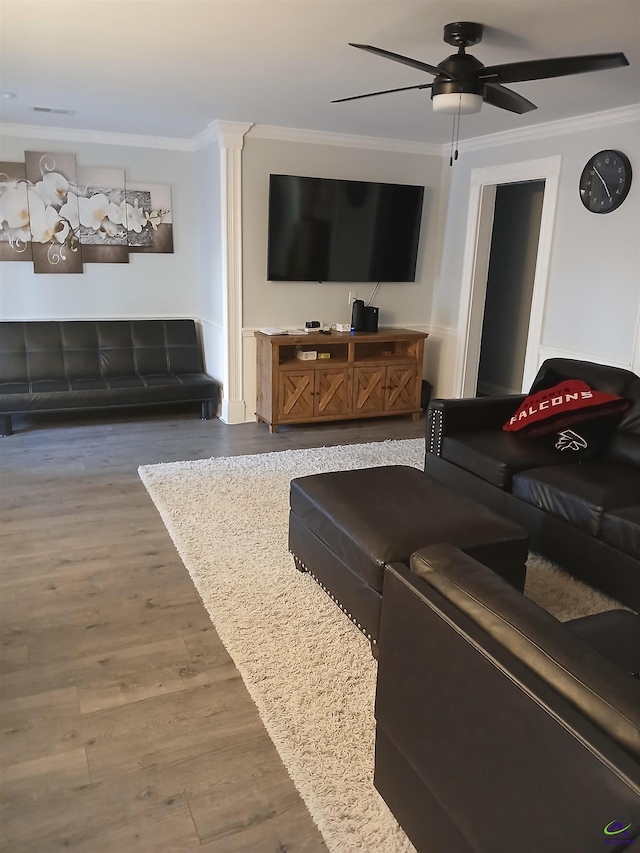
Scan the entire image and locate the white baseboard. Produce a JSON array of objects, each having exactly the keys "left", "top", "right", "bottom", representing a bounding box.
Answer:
[{"left": 220, "top": 398, "right": 246, "bottom": 425}]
